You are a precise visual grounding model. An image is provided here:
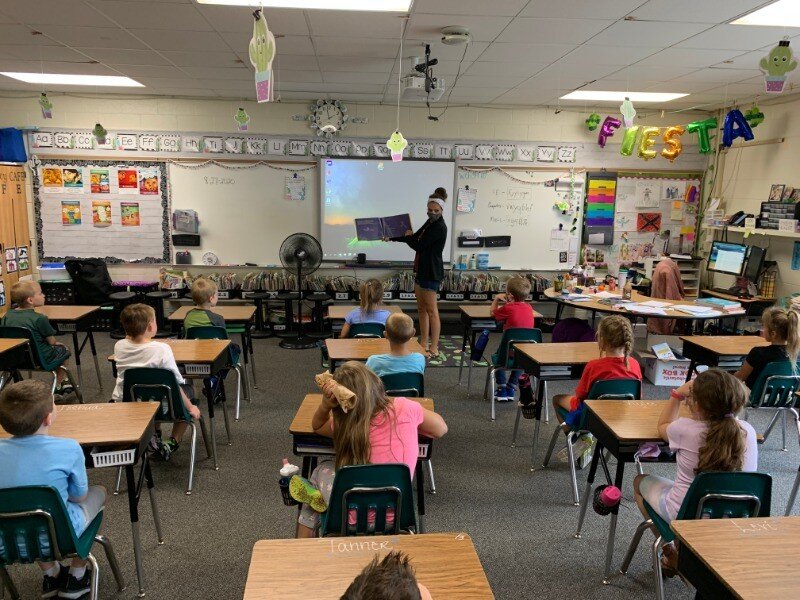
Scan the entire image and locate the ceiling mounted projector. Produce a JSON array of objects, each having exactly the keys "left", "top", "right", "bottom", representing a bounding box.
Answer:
[
  {"left": 401, "top": 74, "right": 446, "bottom": 101},
  {"left": 441, "top": 26, "right": 470, "bottom": 45}
]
